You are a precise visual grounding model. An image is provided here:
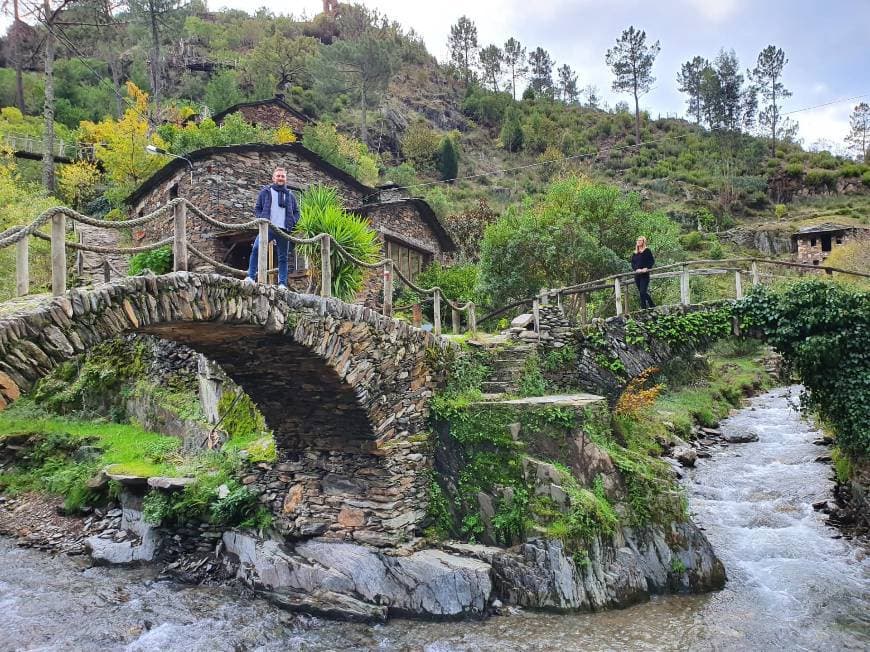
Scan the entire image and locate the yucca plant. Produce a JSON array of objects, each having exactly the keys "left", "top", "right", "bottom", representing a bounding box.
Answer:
[{"left": 295, "top": 185, "right": 381, "bottom": 301}]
